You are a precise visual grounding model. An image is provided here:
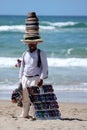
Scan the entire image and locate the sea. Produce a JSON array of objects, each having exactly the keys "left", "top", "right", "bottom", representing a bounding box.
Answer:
[{"left": 0, "top": 15, "right": 87, "bottom": 103}]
